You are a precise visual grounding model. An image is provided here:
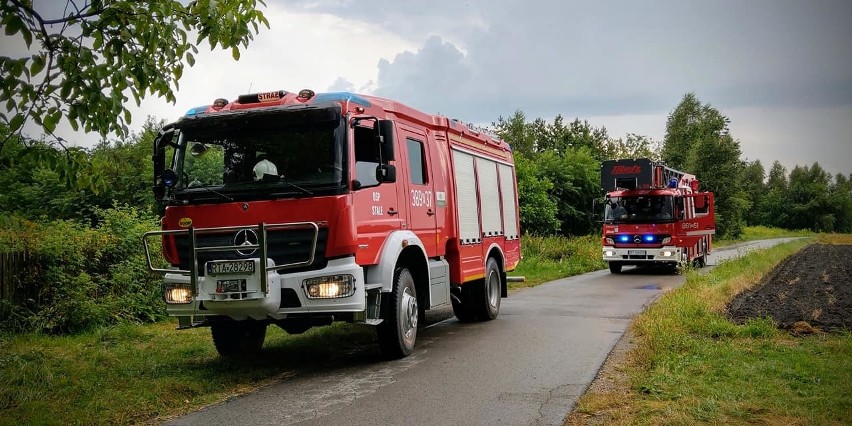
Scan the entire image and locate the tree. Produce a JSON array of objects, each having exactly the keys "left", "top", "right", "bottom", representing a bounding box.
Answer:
[
  {"left": 493, "top": 112, "right": 603, "bottom": 236},
  {"left": 514, "top": 155, "right": 560, "bottom": 235},
  {"left": 0, "top": 0, "right": 268, "bottom": 155},
  {"left": 761, "top": 161, "right": 789, "bottom": 227},
  {"left": 741, "top": 160, "right": 766, "bottom": 226},
  {"left": 830, "top": 173, "right": 852, "bottom": 233},
  {"left": 0, "top": 117, "right": 165, "bottom": 225},
  {"left": 534, "top": 149, "right": 600, "bottom": 236},
  {"left": 662, "top": 92, "right": 730, "bottom": 171},
  {"left": 492, "top": 111, "right": 536, "bottom": 158},
  {"left": 602, "top": 133, "right": 661, "bottom": 161},
  {"left": 787, "top": 163, "right": 834, "bottom": 232},
  {"left": 662, "top": 93, "right": 746, "bottom": 238}
]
